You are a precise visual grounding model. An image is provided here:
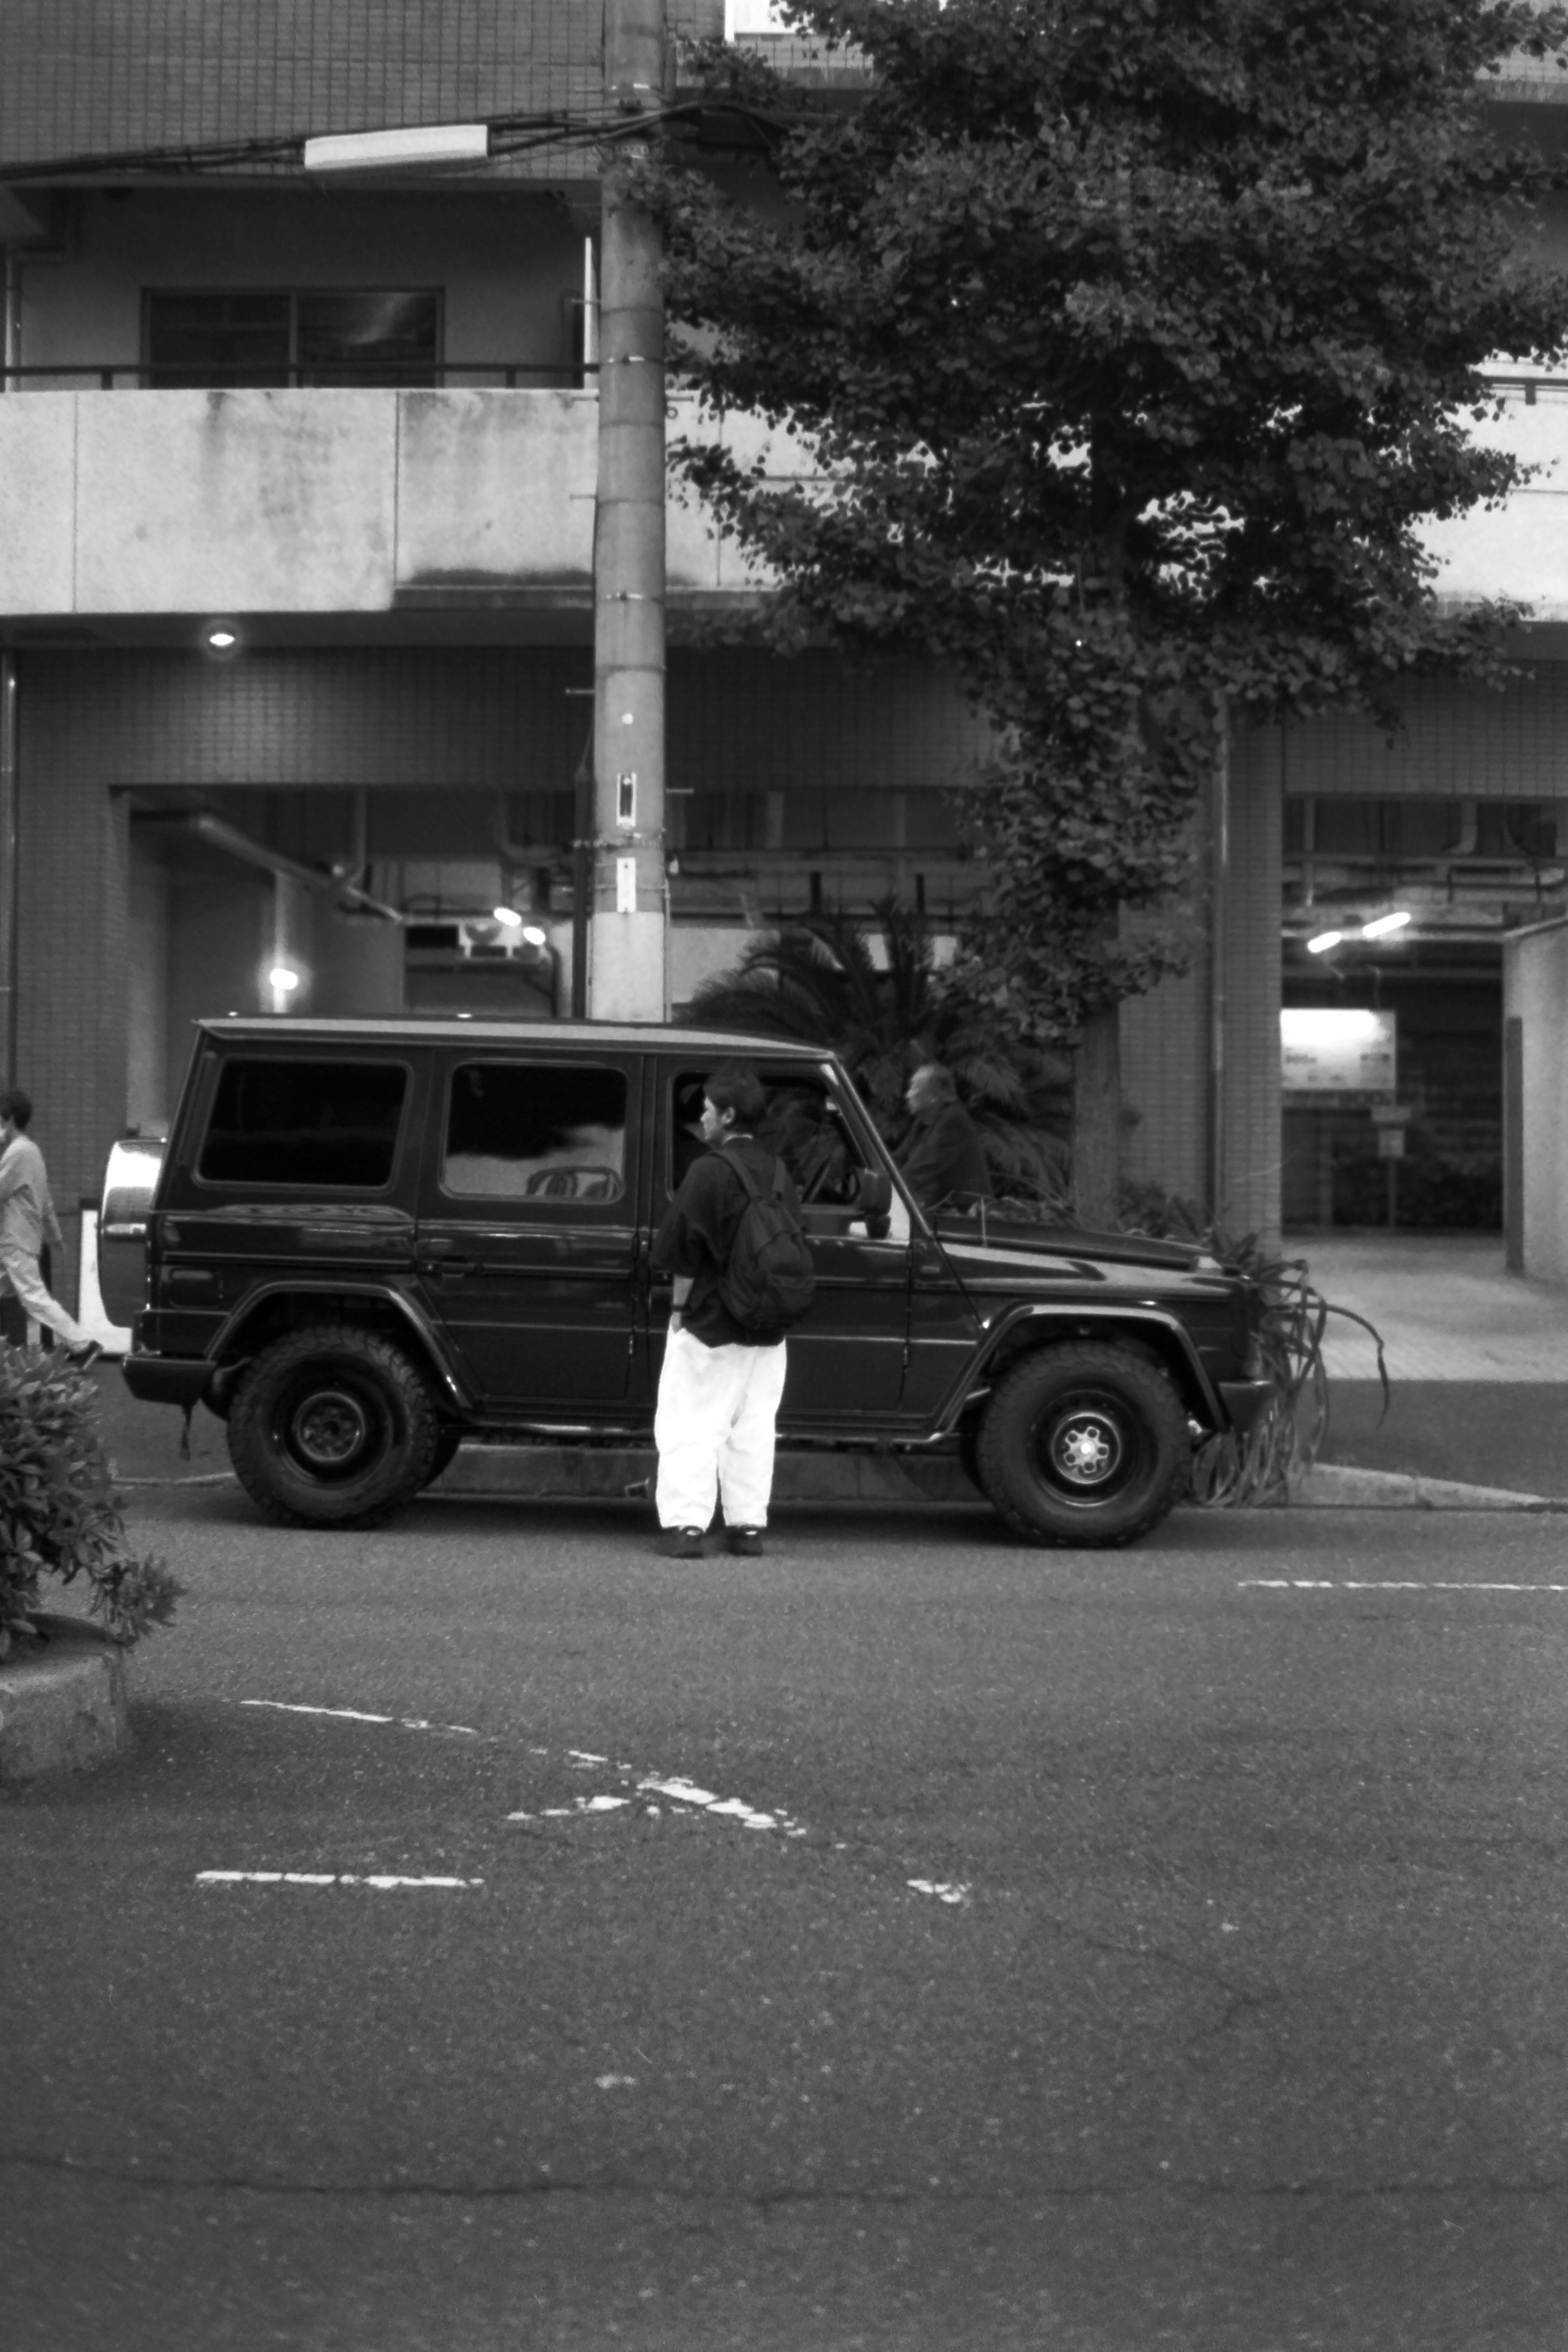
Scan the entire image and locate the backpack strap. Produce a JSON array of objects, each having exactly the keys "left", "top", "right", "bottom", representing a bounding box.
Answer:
[{"left": 708, "top": 1144, "right": 781, "bottom": 1203}]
